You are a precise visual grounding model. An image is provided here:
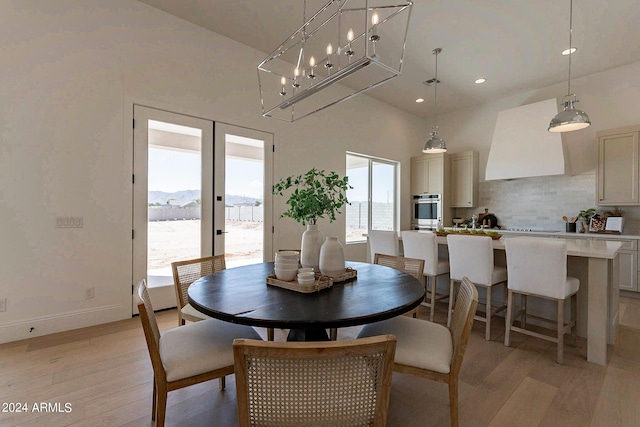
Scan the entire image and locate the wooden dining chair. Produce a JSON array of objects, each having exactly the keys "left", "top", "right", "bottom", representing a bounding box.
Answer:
[
  {"left": 135, "top": 280, "right": 262, "bottom": 427},
  {"left": 374, "top": 253, "right": 425, "bottom": 317},
  {"left": 358, "top": 277, "right": 479, "bottom": 427},
  {"left": 172, "top": 254, "right": 277, "bottom": 340},
  {"left": 171, "top": 254, "right": 226, "bottom": 326},
  {"left": 233, "top": 335, "right": 397, "bottom": 427}
]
